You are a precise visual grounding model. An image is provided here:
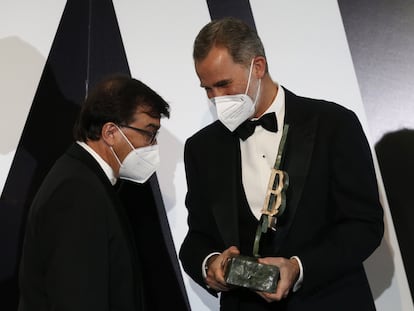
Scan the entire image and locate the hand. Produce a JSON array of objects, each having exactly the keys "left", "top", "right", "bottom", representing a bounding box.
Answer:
[
  {"left": 256, "top": 257, "right": 300, "bottom": 302},
  {"left": 204, "top": 246, "right": 240, "bottom": 292}
]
